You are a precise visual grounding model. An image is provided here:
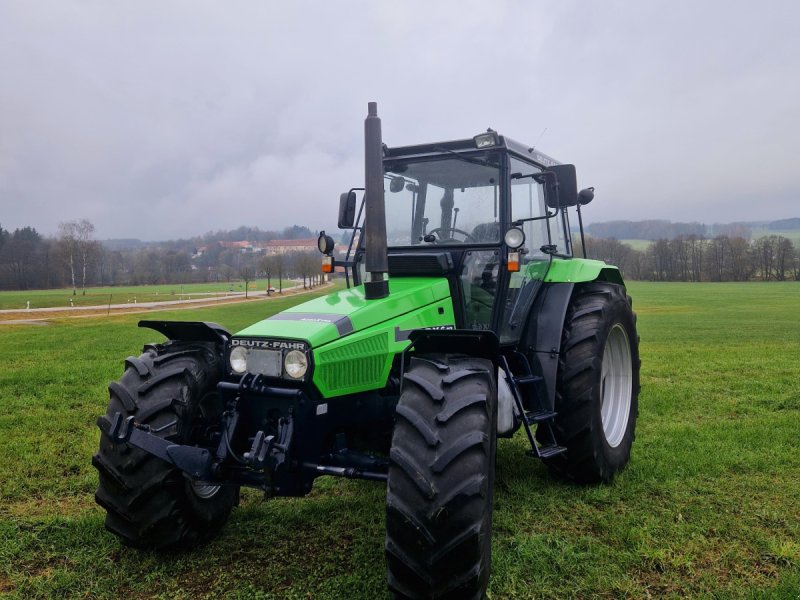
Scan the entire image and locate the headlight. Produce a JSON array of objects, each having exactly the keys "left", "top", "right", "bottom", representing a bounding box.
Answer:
[
  {"left": 230, "top": 346, "right": 248, "bottom": 374},
  {"left": 284, "top": 350, "right": 308, "bottom": 379}
]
